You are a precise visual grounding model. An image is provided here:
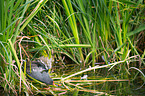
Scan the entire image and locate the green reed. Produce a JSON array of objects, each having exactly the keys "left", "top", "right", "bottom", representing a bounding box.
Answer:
[
  {"left": 0, "top": 0, "right": 145, "bottom": 95},
  {"left": 0, "top": 0, "right": 48, "bottom": 95}
]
